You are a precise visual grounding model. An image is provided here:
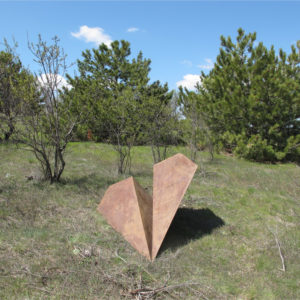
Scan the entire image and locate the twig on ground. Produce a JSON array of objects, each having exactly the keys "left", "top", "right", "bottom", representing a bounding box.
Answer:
[
  {"left": 115, "top": 248, "right": 127, "bottom": 263},
  {"left": 273, "top": 233, "right": 286, "bottom": 272},
  {"left": 188, "top": 286, "right": 210, "bottom": 300},
  {"left": 22, "top": 269, "right": 43, "bottom": 278},
  {"left": 6, "top": 216, "right": 22, "bottom": 225},
  {"left": 268, "top": 226, "right": 286, "bottom": 272},
  {"left": 25, "top": 283, "right": 52, "bottom": 294},
  {"left": 130, "top": 282, "right": 200, "bottom": 298},
  {"left": 163, "top": 271, "right": 170, "bottom": 287}
]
